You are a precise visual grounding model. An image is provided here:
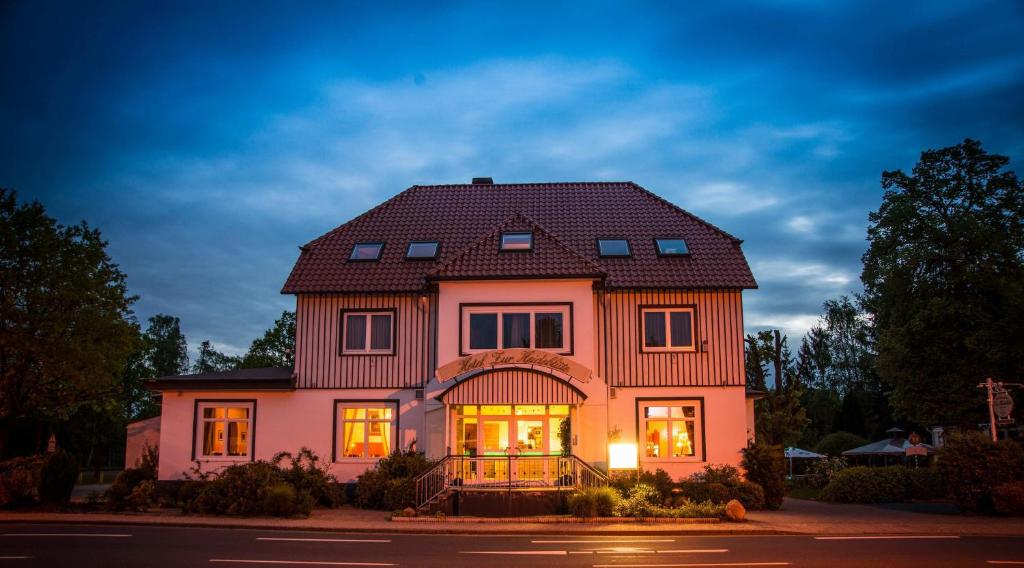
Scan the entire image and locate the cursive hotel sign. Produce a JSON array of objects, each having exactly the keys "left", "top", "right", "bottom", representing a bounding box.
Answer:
[{"left": 435, "top": 348, "right": 593, "bottom": 383}]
